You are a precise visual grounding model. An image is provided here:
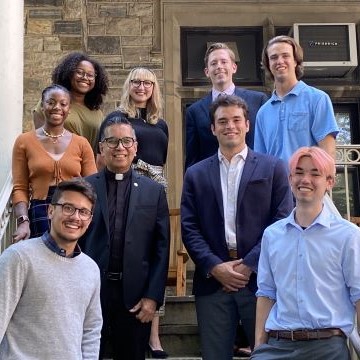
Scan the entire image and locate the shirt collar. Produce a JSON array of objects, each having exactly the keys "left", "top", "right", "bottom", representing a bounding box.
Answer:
[
  {"left": 105, "top": 167, "right": 132, "bottom": 182},
  {"left": 271, "top": 80, "right": 305, "bottom": 103},
  {"left": 212, "top": 83, "right": 236, "bottom": 101},
  {"left": 217, "top": 145, "right": 248, "bottom": 163},
  {"left": 286, "top": 200, "right": 333, "bottom": 230},
  {"left": 42, "top": 231, "right": 81, "bottom": 258}
]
